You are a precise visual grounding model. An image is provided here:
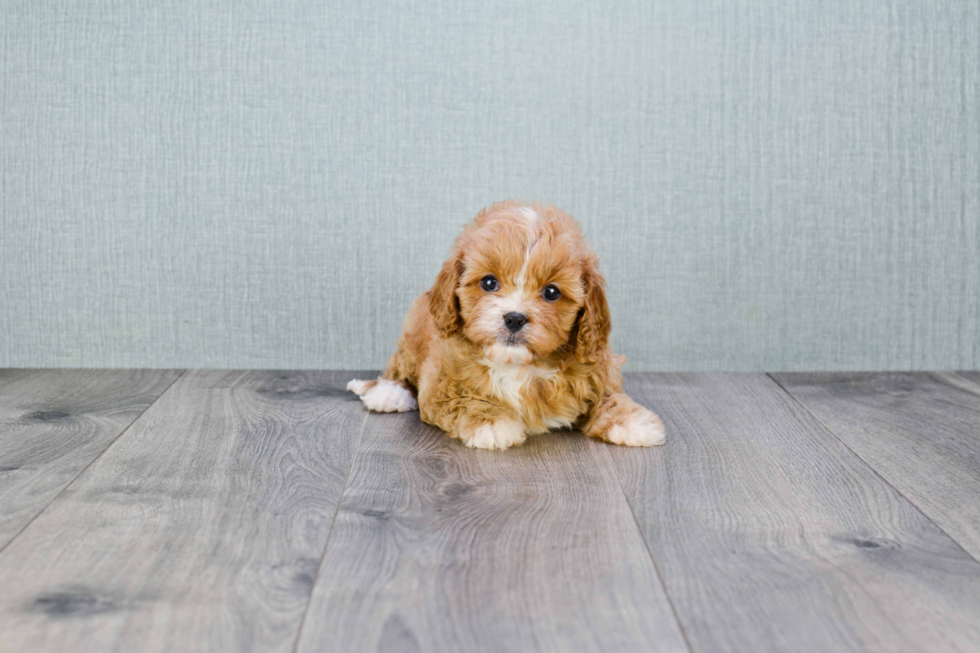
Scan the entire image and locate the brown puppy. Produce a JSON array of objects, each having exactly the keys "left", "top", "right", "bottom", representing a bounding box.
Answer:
[{"left": 348, "top": 200, "right": 666, "bottom": 450}]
